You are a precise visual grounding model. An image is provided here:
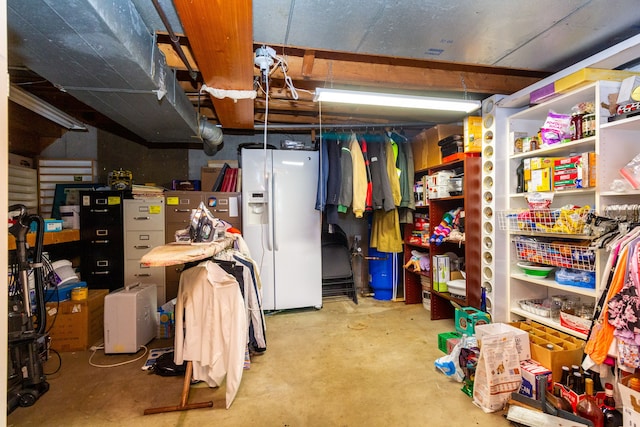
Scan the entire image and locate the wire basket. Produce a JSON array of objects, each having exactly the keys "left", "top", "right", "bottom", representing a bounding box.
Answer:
[
  {"left": 513, "top": 237, "right": 596, "bottom": 271},
  {"left": 498, "top": 207, "right": 594, "bottom": 235}
]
